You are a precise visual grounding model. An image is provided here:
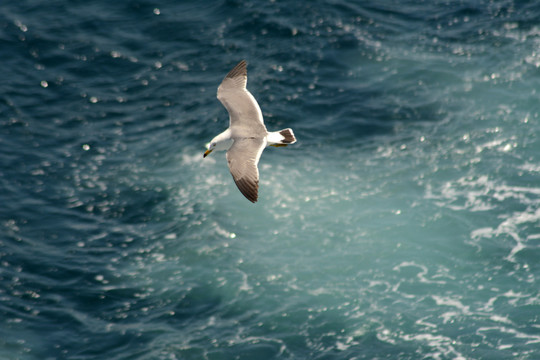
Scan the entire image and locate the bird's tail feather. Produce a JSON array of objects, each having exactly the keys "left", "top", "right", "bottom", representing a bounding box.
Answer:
[
  {"left": 279, "top": 128, "right": 296, "bottom": 144},
  {"left": 268, "top": 128, "right": 296, "bottom": 147}
]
